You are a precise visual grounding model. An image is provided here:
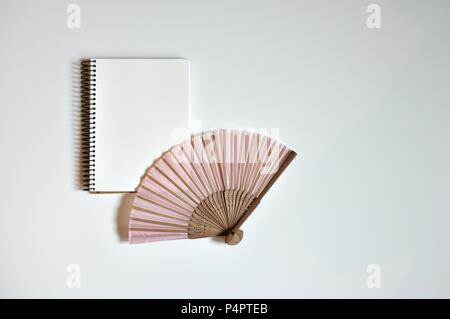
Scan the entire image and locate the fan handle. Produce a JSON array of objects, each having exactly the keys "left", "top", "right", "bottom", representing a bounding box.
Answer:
[{"left": 225, "top": 229, "right": 243, "bottom": 245}]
